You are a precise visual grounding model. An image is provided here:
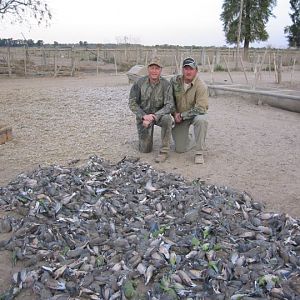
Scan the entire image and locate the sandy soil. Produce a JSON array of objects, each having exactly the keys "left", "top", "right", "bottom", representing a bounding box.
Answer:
[{"left": 0, "top": 71, "right": 299, "bottom": 296}]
